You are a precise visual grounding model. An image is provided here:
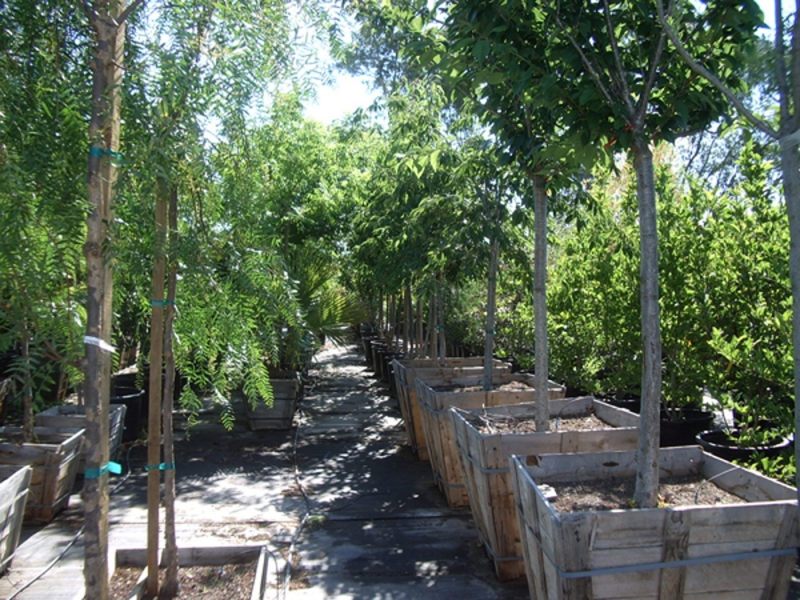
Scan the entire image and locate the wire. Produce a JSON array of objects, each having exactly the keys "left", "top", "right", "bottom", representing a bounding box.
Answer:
[{"left": 282, "top": 354, "right": 320, "bottom": 599}]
